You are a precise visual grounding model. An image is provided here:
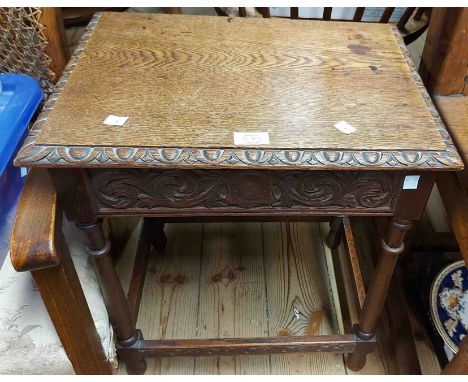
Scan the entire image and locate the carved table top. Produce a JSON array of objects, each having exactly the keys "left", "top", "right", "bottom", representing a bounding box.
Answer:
[{"left": 15, "top": 12, "right": 463, "bottom": 171}]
